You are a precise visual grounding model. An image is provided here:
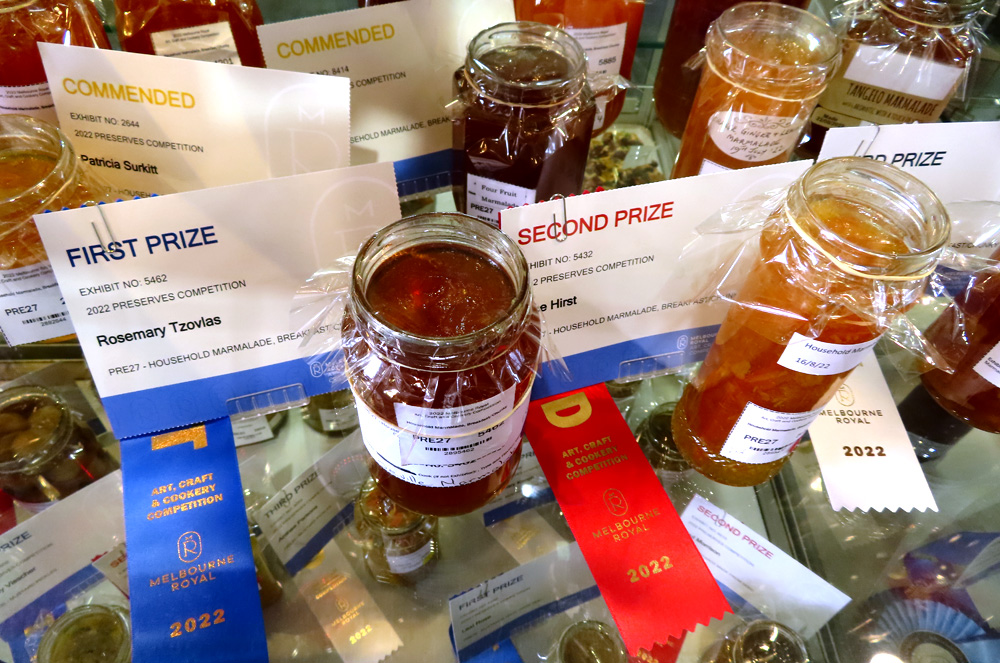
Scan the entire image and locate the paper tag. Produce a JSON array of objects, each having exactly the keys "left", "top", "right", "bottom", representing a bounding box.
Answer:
[
  {"left": 486, "top": 510, "right": 565, "bottom": 565},
  {"left": 708, "top": 112, "right": 804, "bottom": 163},
  {"left": 40, "top": 43, "right": 351, "bottom": 198},
  {"left": 0, "top": 262, "right": 73, "bottom": 345},
  {"left": 720, "top": 403, "right": 821, "bottom": 465},
  {"left": 808, "top": 360, "right": 938, "bottom": 512},
  {"left": 0, "top": 472, "right": 124, "bottom": 623},
  {"left": 466, "top": 173, "right": 536, "bottom": 226},
  {"left": 386, "top": 538, "right": 435, "bottom": 573},
  {"left": 698, "top": 159, "right": 729, "bottom": 175},
  {"left": 395, "top": 384, "right": 516, "bottom": 436},
  {"left": 499, "top": 161, "right": 811, "bottom": 398},
  {"left": 777, "top": 332, "right": 880, "bottom": 376},
  {"left": 231, "top": 416, "right": 275, "bottom": 446},
  {"left": 319, "top": 404, "right": 359, "bottom": 429},
  {"left": 681, "top": 494, "right": 850, "bottom": 639},
  {"left": 150, "top": 21, "right": 242, "bottom": 65},
  {"left": 92, "top": 543, "right": 130, "bottom": 597},
  {"left": 259, "top": 0, "right": 514, "bottom": 195},
  {"left": 524, "top": 384, "right": 730, "bottom": 651},
  {"left": 0, "top": 81, "right": 56, "bottom": 125},
  {"left": 34, "top": 163, "right": 400, "bottom": 439},
  {"left": 567, "top": 23, "right": 627, "bottom": 79},
  {"left": 974, "top": 341, "right": 1000, "bottom": 388}
]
